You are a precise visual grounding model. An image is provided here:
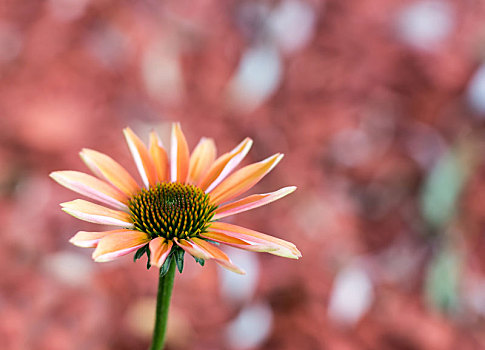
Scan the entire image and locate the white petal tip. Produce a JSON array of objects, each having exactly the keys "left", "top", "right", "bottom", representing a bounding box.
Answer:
[
  {"left": 243, "top": 137, "right": 253, "bottom": 146},
  {"left": 69, "top": 238, "right": 97, "bottom": 248},
  {"left": 281, "top": 186, "right": 297, "bottom": 195},
  {"left": 93, "top": 256, "right": 111, "bottom": 263}
]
